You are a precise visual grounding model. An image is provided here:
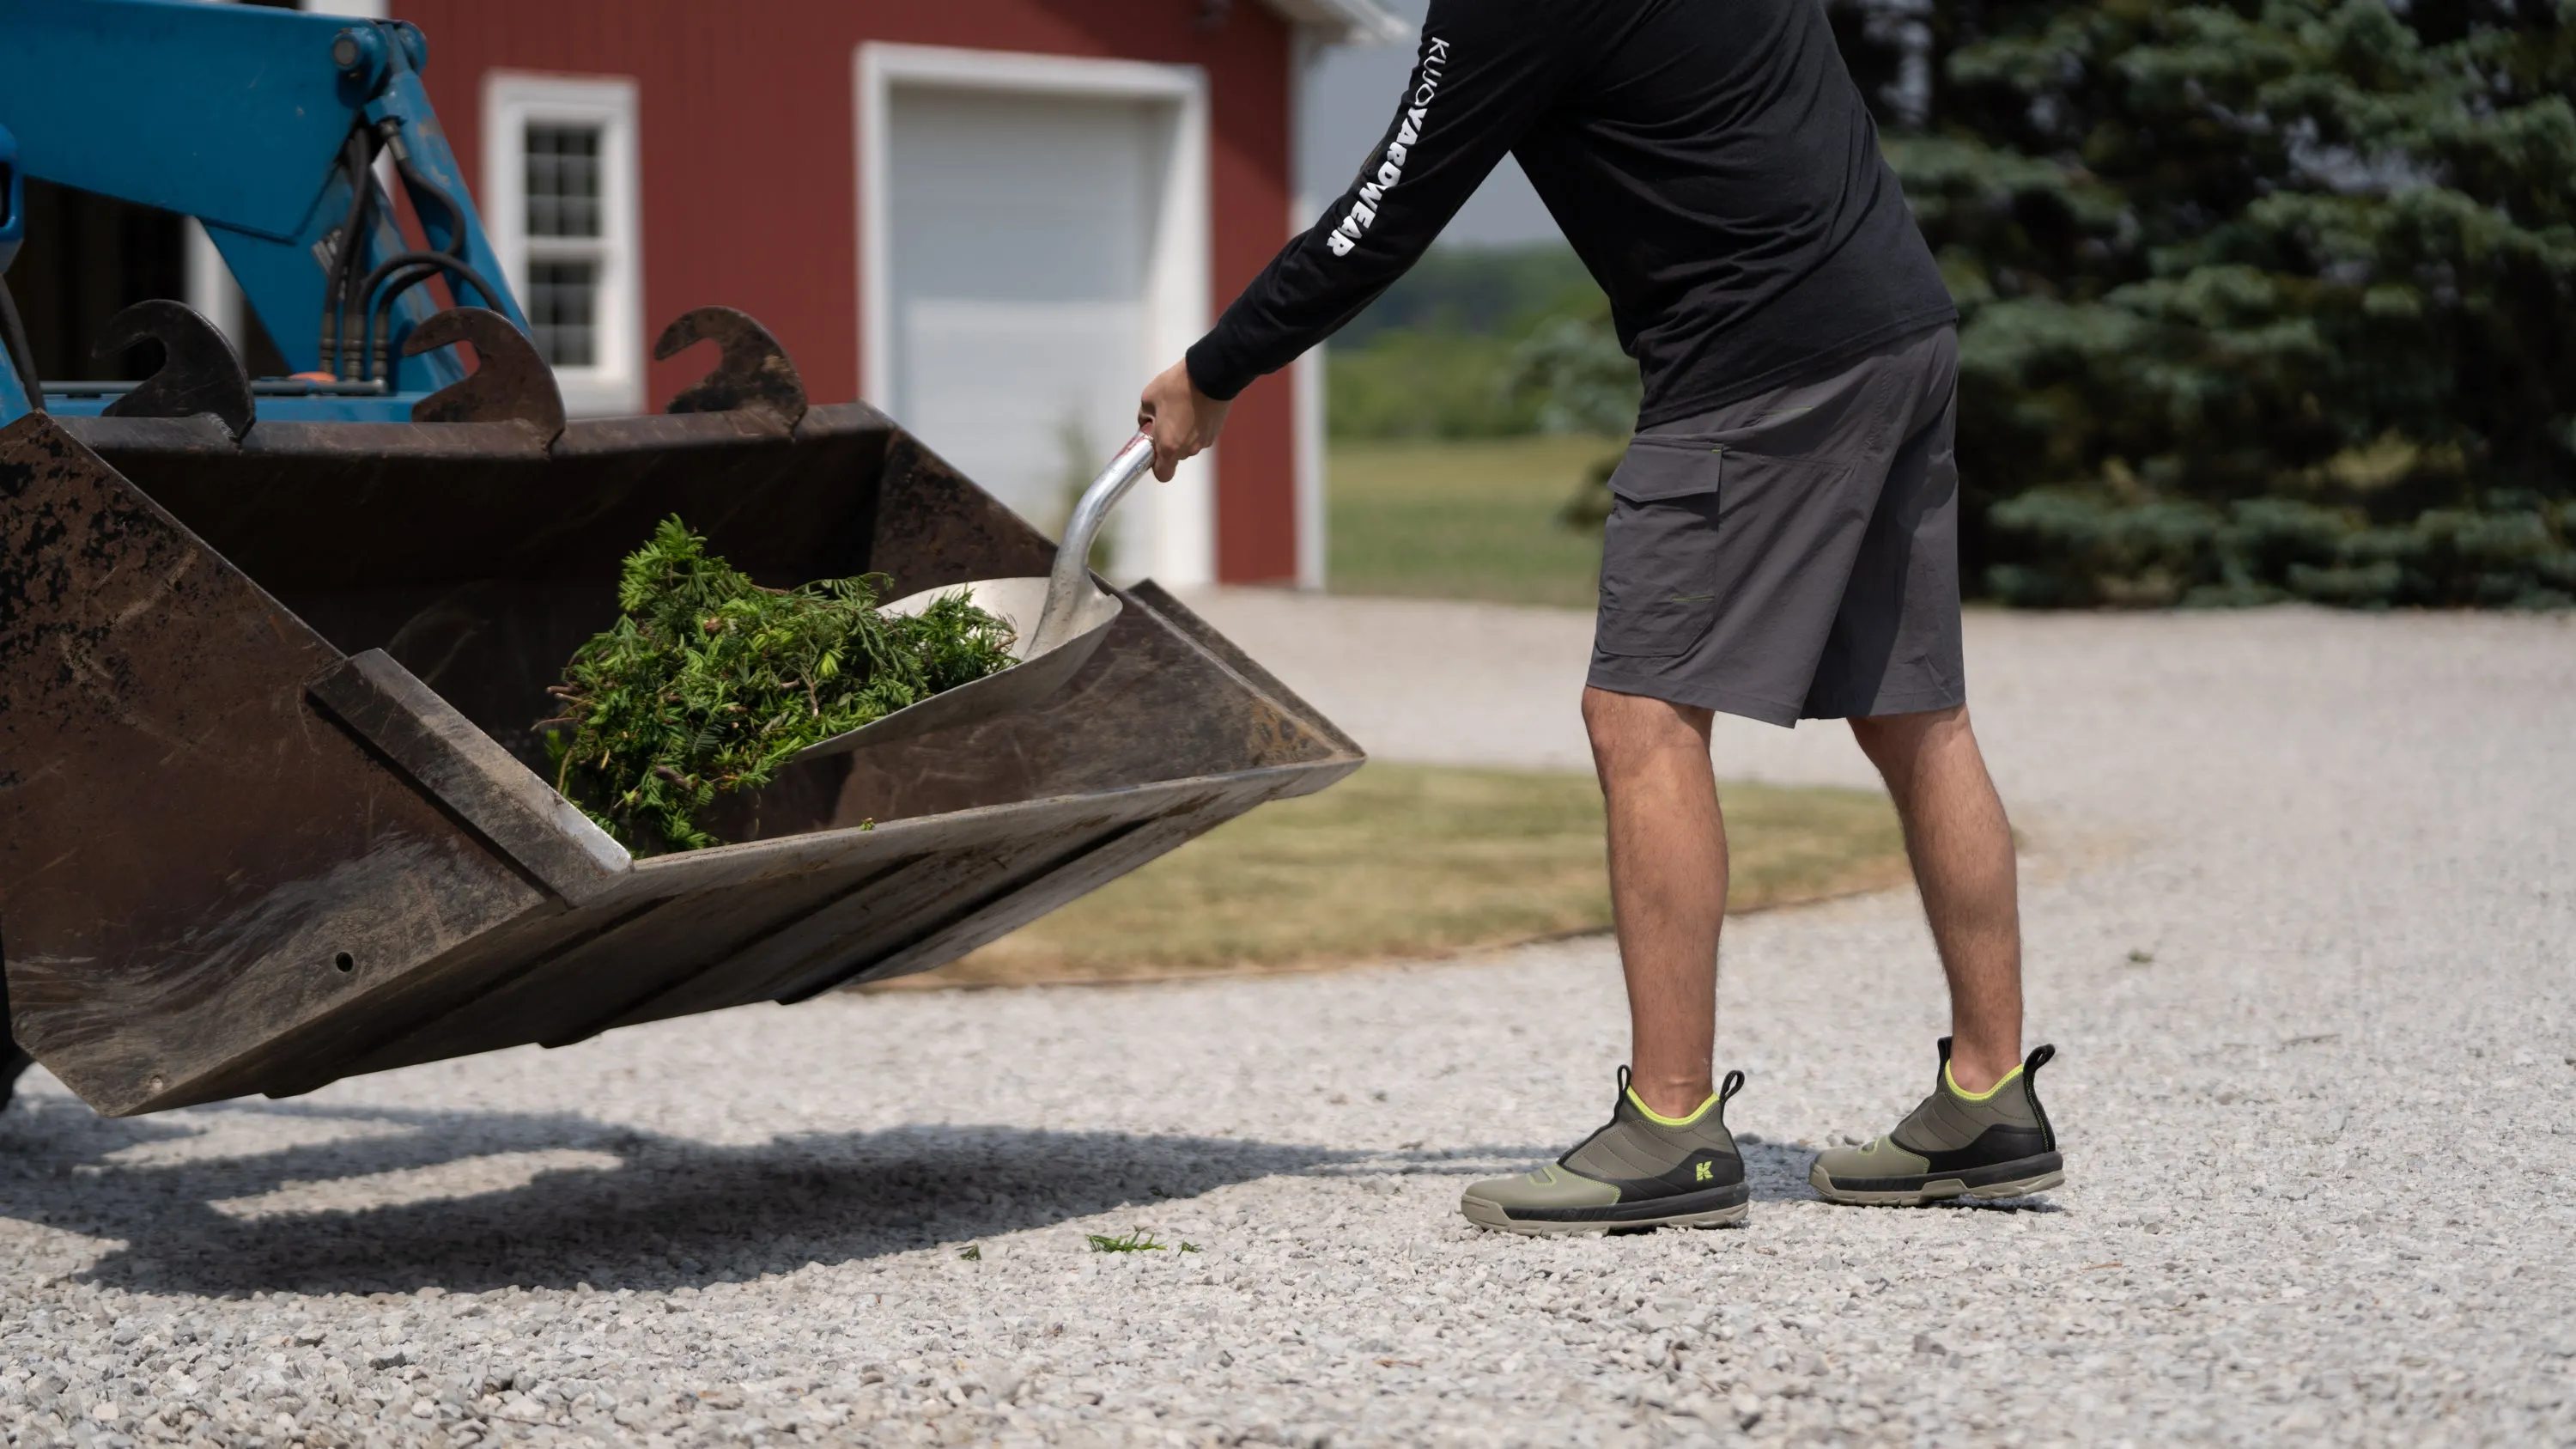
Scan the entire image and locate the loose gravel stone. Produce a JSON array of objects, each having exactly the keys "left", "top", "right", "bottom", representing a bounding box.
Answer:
[{"left": 0, "top": 603, "right": 2568, "bottom": 1446}]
